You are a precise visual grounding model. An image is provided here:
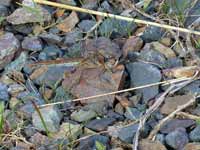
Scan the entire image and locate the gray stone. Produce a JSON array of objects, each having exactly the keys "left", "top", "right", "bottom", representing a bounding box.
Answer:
[
  {"left": 32, "top": 66, "right": 74, "bottom": 88},
  {"left": 39, "top": 33, "right": 62, "bottom": 44},
  {"left": 13, "top": 24, "right": 33, "bottom": 35},
  {"left": 66, "top": 42, "right": 83, "bottom": 58},
  {"left": 22, "top": 36, "right": 43, "bottom": 51},
  {"left": 64, "top": 28, "right": 83, "bottom": 46},
  {"left": 0, "top": 33, "right": 20, "bottom": 70},
  {"left": 126, "top": 62, "right": 161, "bottom": 102},
  {"left": 0, "top": 5, "right": 8, "bottom": 16},
  {"left": 78, "top": 20, "right": 96, "bottom": 32},
  {"left": 160, "top": 119, "right": 195, "bottom": 134},
  {"left": 0, "top": 82, "right": 9, "bottom": 101},
  {"left": 118, "top": 124, "right": 139, "bottom": 143},
  {"left": 0, "top": 0, "right": 11, "bottom": 6},
  {"left": 5, "top": 52, "right": 28, "bottom": 72},
  {"left": 180, "top": 80, "right": 200, "bottom": 95},
  {"left": 189, "top": 125, "right": 200, "bottom": 142},
  {"left": 23, "top": 124, "right": 37, "bottom": 138},
  {"left": 78, "top": 135, "right": 109, "bottom": 150},
  {"left": 32, "top": 105, "right": 63, "bottom": 132},
  {"left": 141, "top": 26, "right": 165, "bottom": 42},
  {"left": 140, "top": 49, "right": 167, "bottom": 68},
  {"left": 86, "top": 118, "right": 116, "bottom": 131},
  {"left": 124, "top": 107, "right": 141, "bottom": 120},
  {"left": 99, "top": 18, "right": 137, "bottom": 37},
  {"left": 57, "top": 0, "right": 76, "bottom": 5},
  {"left": 165, "top": 128, "right": 188, "bottom": 149},
  {"left": 71, "top": 109, "right": 97, "bottom": 122},
  {"left": 166, "top": 57, "right": 183, "bottom": 68},
  {"left": 39, "top": 46, "right": 62, "bottom": 60},
  {"left": 7, "top": 6, "right": 51, "bottom": 24},
  {"left": 156, "top": 134, "right": 165, "bottom": 144}
]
